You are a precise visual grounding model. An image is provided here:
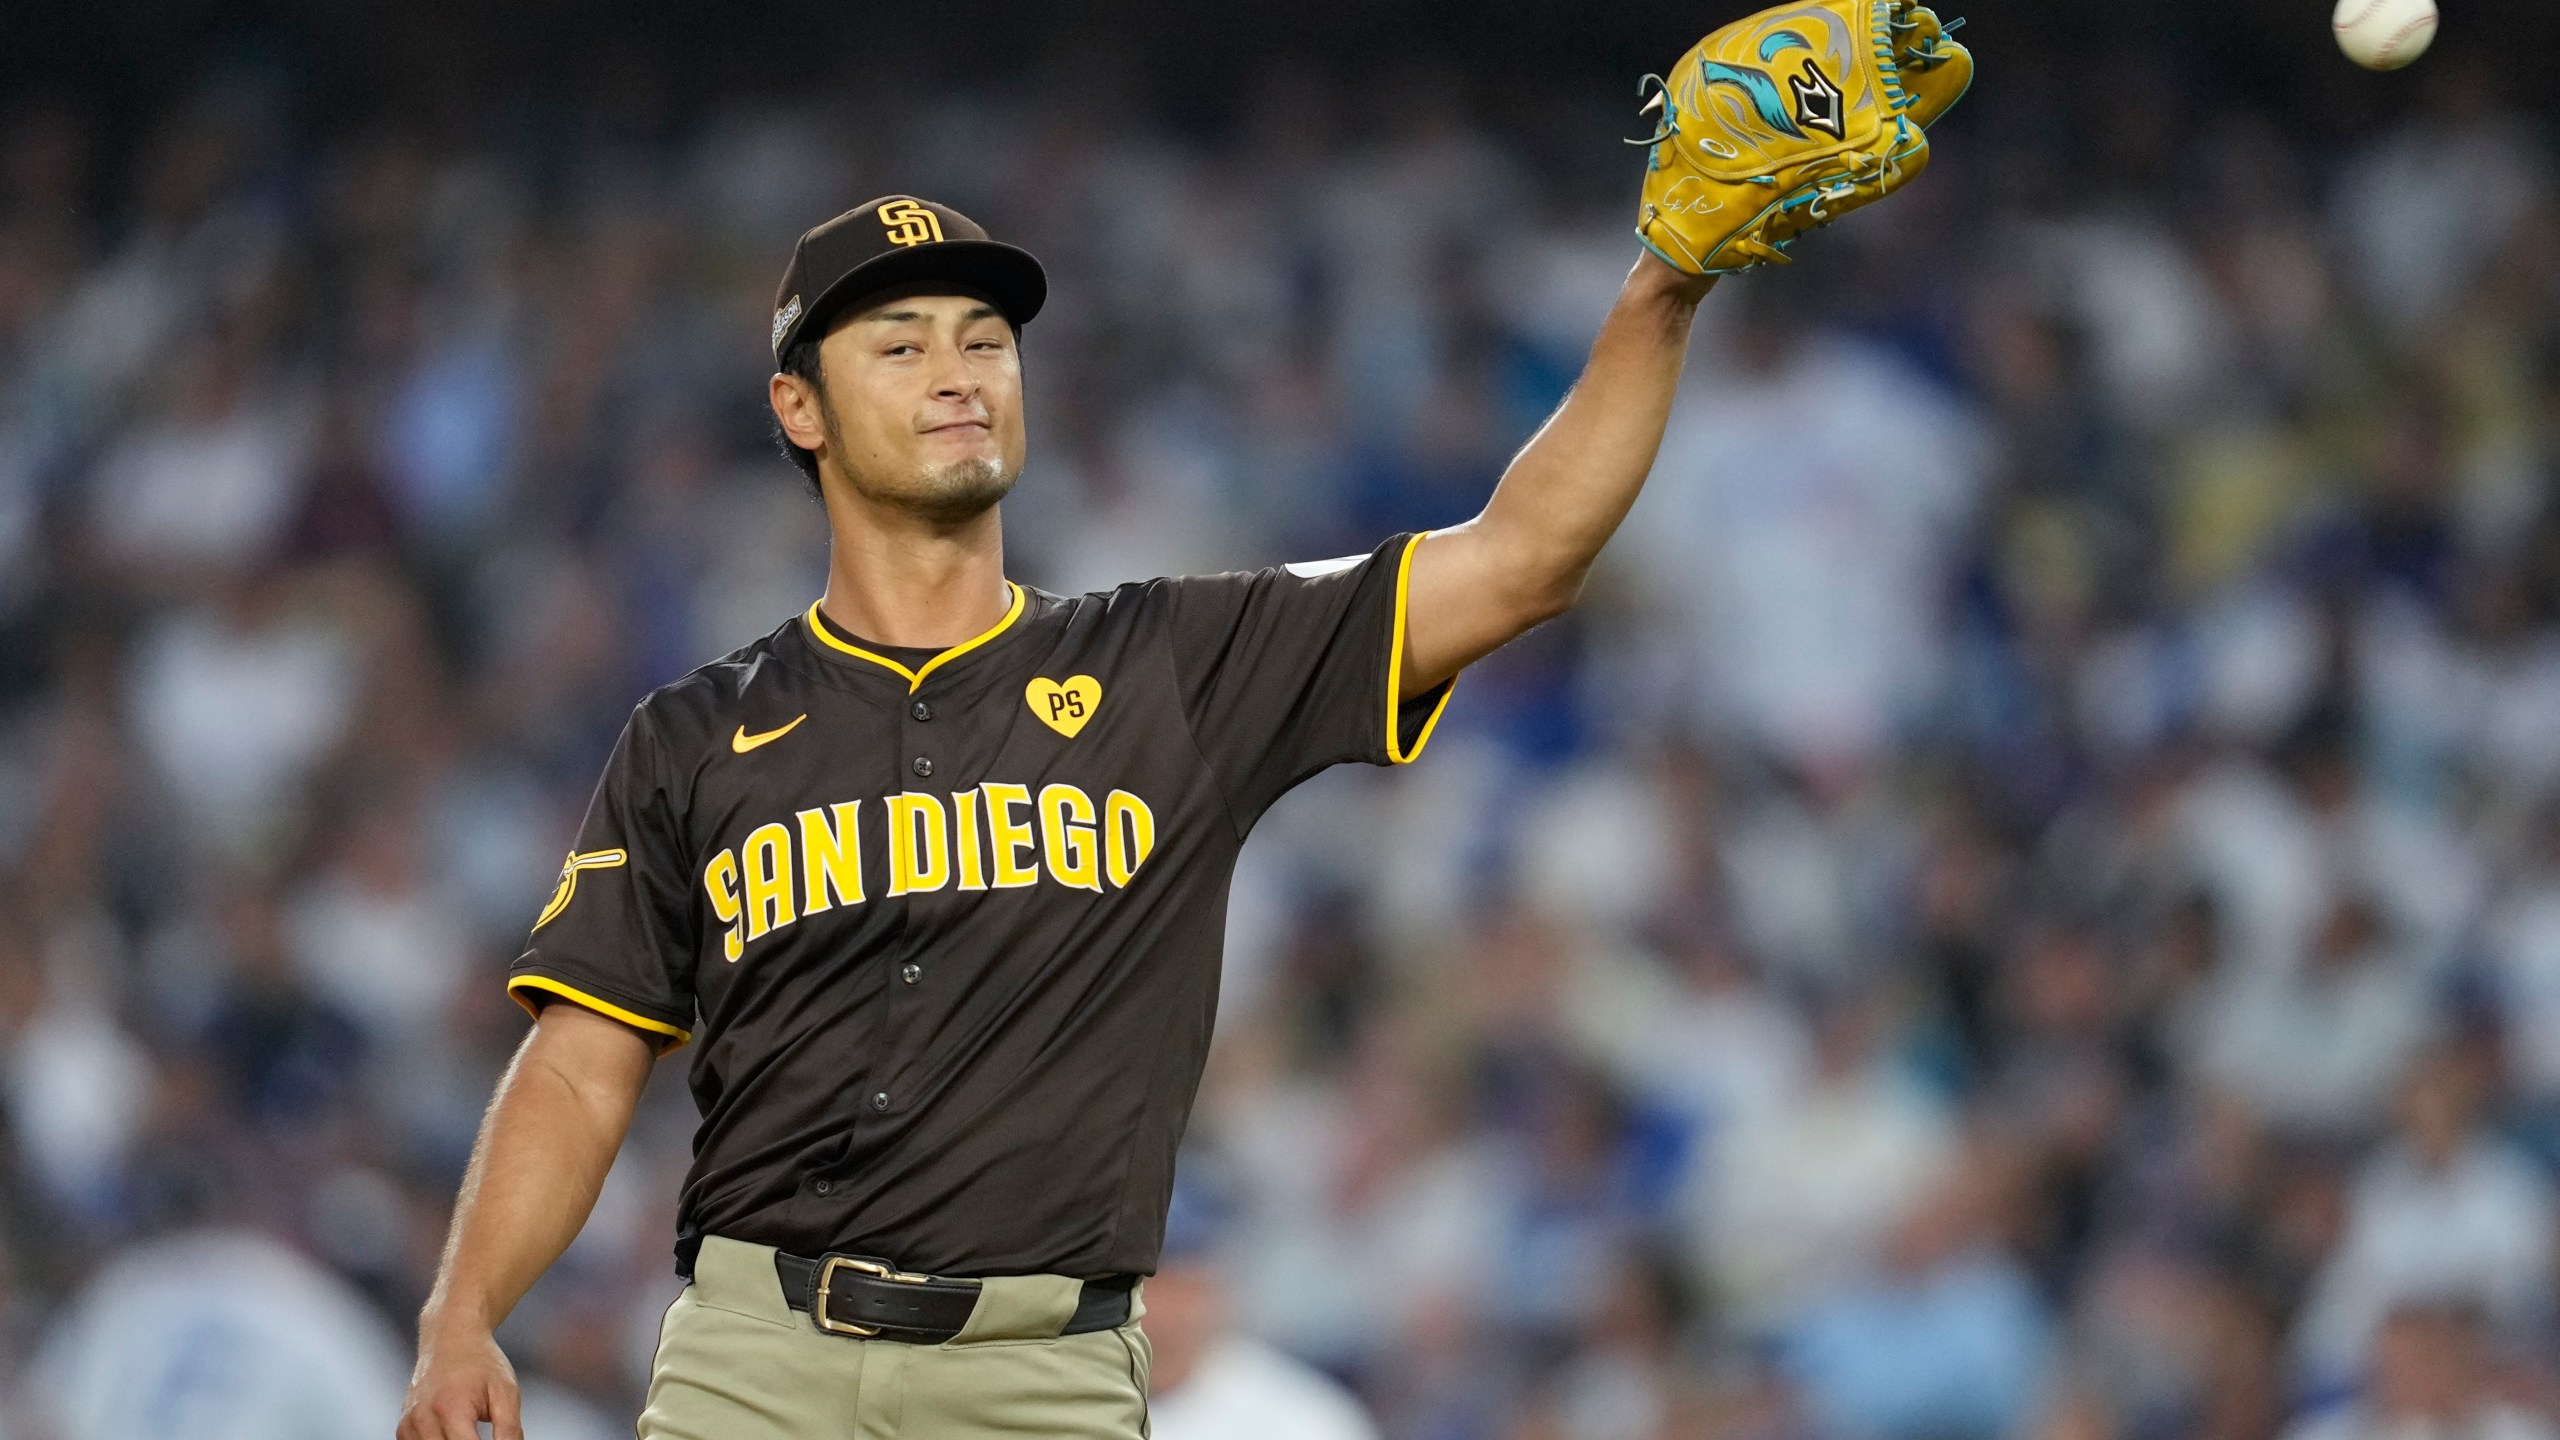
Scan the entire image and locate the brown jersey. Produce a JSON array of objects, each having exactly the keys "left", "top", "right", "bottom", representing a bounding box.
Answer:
[{"left": 508, "top": 531, "right": 1452, "bottom": 1279}]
